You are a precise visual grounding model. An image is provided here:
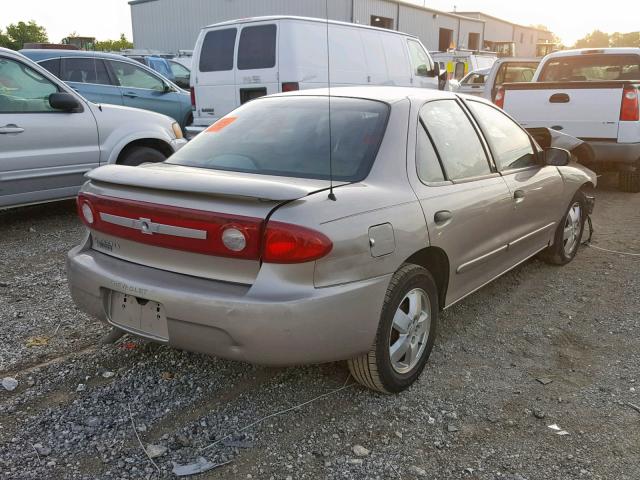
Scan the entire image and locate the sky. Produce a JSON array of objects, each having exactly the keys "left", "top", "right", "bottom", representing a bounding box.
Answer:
[{"left": 1, "top": 0, "right": 637, "bottom": 46}]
